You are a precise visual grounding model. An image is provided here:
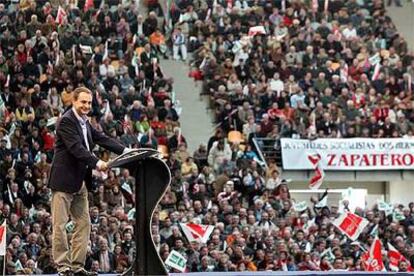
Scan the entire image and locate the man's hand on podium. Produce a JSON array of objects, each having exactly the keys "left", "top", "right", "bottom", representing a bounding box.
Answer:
[
  {"left": 123, "top": 147, "right": 135, "bottom": 154},
  {"left": 96, "top": 160, "right": 108, "bottom": 171}
]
